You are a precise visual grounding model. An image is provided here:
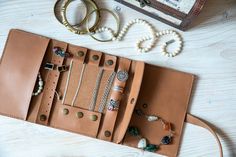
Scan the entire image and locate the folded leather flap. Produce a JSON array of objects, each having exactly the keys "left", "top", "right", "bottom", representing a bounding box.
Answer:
[
  {"left": 0, "top": 29, "right": 50, "bottom": 120},
  {"left": 123, "top": 64, "right": 194, "bottom": 157},
  {"left": 113, "top": 61, "right": 145, "bottom": 143}
]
